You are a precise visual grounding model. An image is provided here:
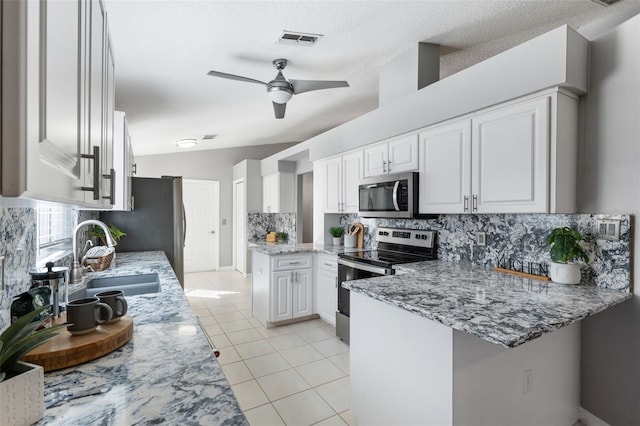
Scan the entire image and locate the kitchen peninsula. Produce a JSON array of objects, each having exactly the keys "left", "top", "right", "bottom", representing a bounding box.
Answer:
[
  {"left": 347, "top": 261, "right": 631, "bottom": 426},
  {"left": 40, "top": 252, "right": 246, "bottom": 425}
]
